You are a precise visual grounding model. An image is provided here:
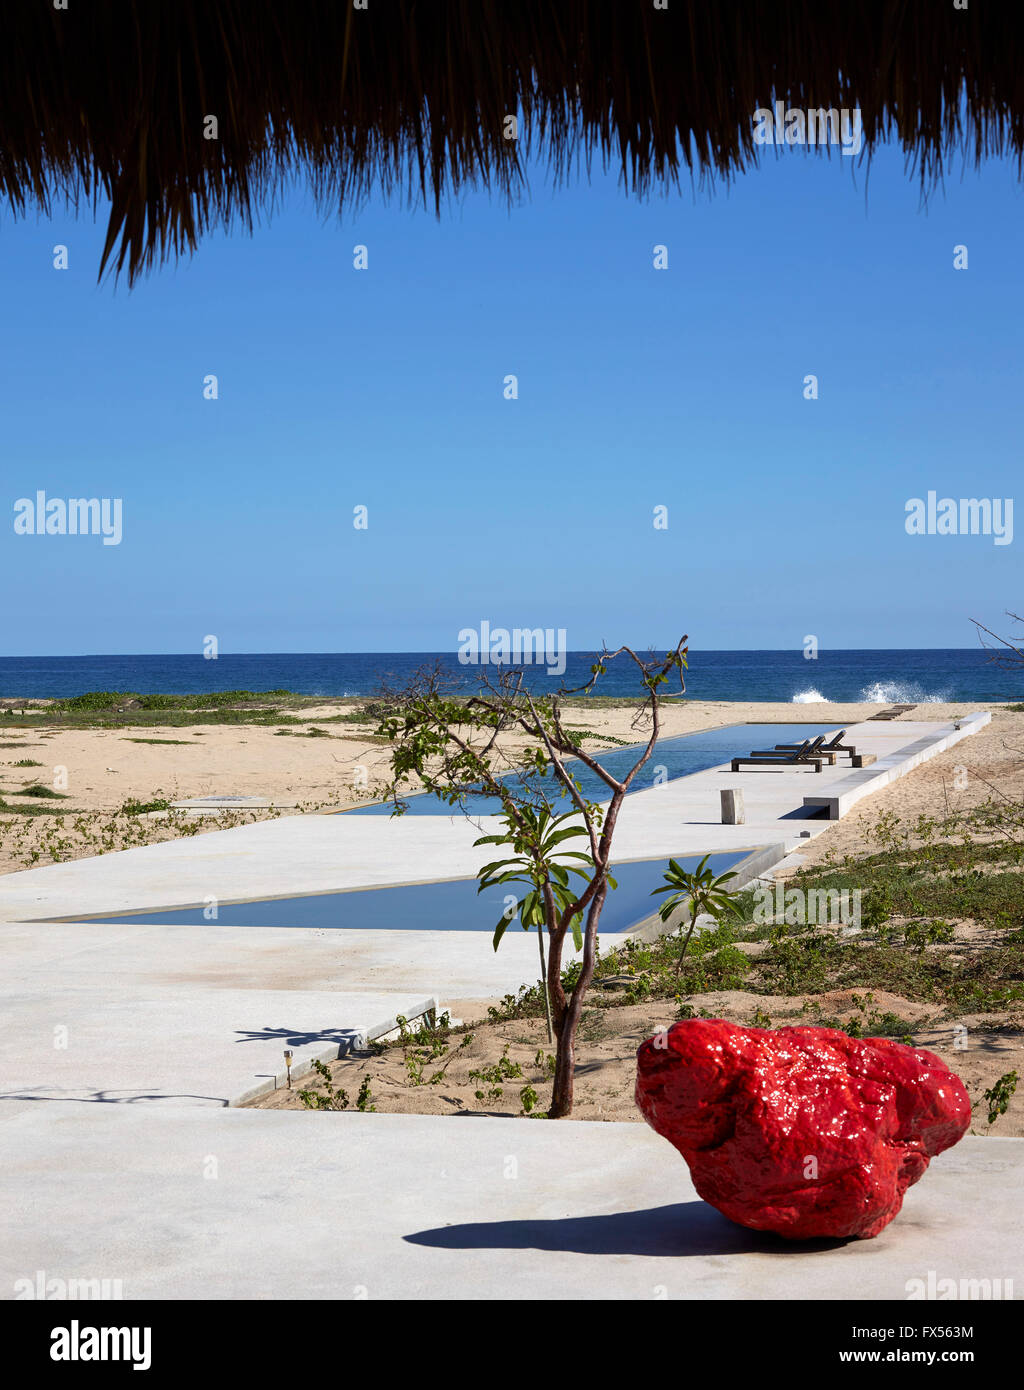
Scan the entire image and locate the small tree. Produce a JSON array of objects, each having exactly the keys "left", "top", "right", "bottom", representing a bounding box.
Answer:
[
  {"left": 373, "top": 639, "right": 688, "bottom": 1118},
  {"left": 650, "top": 854, "right": 746, "bottom": 973},
  {"left": 474, "top": 805, "right": 604, "bottom": 1045}
]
